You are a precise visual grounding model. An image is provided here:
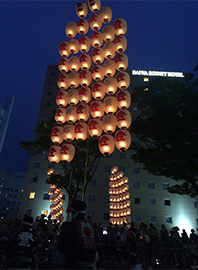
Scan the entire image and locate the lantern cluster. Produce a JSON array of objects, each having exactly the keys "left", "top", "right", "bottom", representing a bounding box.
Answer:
[
  {"left": 48, "top": 184, "right": 64, "bottom": 219},
  {"left": 108, "top": 166, "right": 131, "bottom": 225}
]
